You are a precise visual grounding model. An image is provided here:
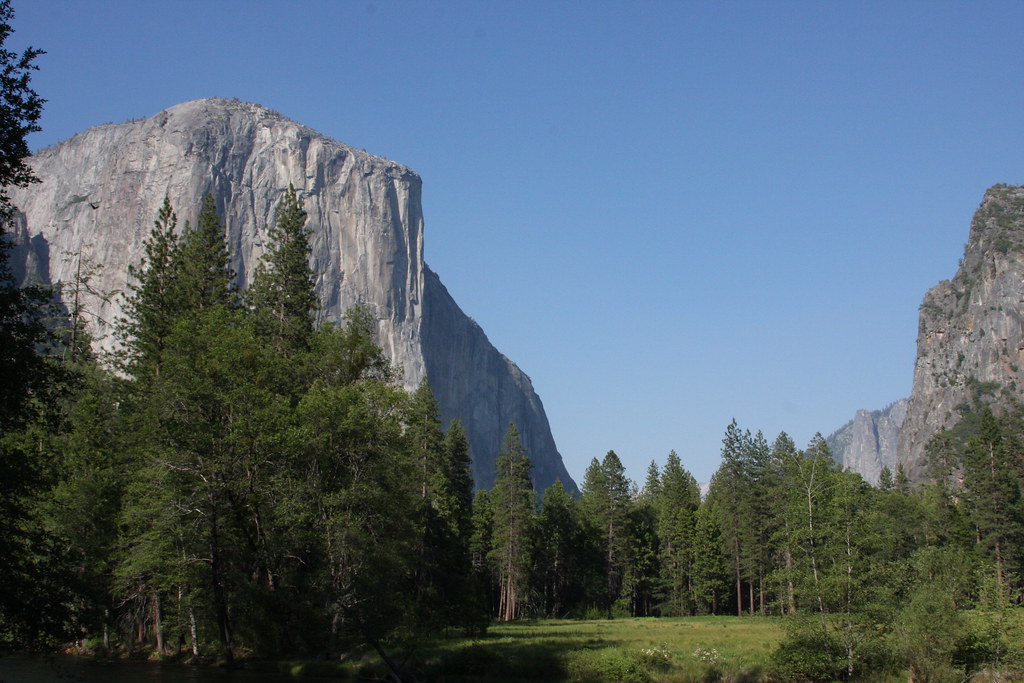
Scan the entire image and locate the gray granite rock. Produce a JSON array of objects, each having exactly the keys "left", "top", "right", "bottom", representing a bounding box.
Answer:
[
  {"left": 897, "top": 185, "right": 1024, "bottom": 480},
  {"left": 826, "top": 399, "right": 907, "bottom": 485},
  {"left": 9, "top": 97, "right": 575, "bottom": 492}
]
